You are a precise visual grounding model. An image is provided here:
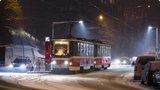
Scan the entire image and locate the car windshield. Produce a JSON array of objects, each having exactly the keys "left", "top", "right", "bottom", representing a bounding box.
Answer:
[{"left": 13, "top": 59, "right": 27, "bottom": 63}]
